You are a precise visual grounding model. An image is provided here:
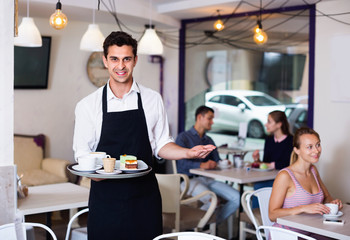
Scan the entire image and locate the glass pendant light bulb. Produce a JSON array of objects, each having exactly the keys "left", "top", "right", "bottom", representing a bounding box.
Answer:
[
  {"left": 254, "top": 25, "right": 261, "bottom": 34},
  {"left": 254, "top": 30, "right": 268, "bottom": 45},
  {"left": 214, "top": 19, "right": 225, "bottom": 31},
  {"left": 50, "top": 1, "right": 68, "bottom": 30}
]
